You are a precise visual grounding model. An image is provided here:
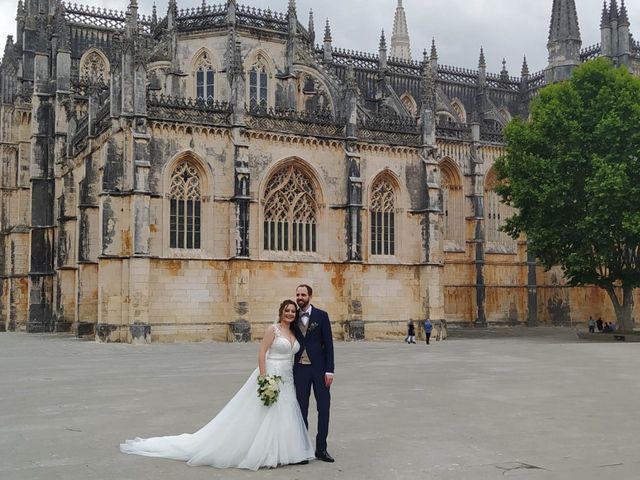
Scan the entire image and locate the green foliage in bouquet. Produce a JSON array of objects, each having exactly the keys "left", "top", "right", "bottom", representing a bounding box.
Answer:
[{"left": 257, "top": 374, "right": 283, "bottom": 406}]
